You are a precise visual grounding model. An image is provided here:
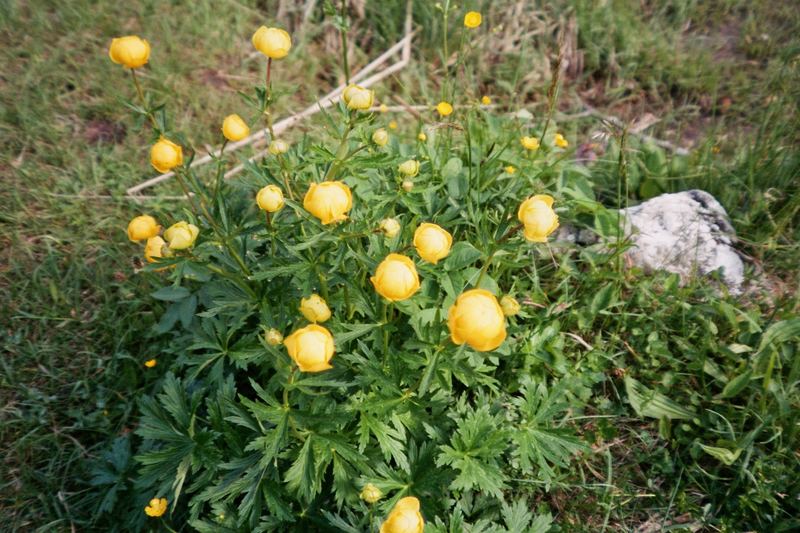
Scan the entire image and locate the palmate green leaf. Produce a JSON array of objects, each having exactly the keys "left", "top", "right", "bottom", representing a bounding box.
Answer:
[
  {"left": 285, "top": 436, "right": 317, "bottom": 502},
  {"left": 624, "top": 376, "right": 695, "bottom": 420},
  {"left": 358, "top": 413, "right": 409, "bottom": 471}
]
